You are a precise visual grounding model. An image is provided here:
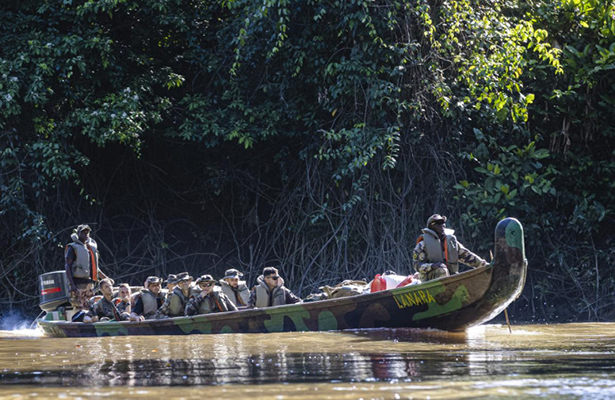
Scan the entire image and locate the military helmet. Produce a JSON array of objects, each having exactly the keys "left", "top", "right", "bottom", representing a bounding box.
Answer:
[{"left": 427, "top": 214, "right": 447, "bottom": 227}]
